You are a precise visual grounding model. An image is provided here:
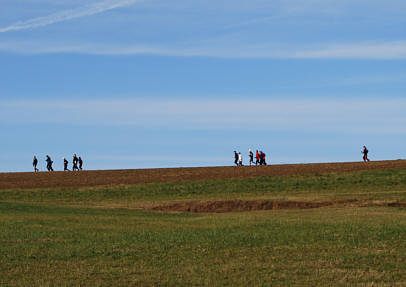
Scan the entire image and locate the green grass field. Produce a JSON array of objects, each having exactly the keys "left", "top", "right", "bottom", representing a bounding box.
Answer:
[{"left": 1, "top": 168, "right": 406, "bottom": 286}]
